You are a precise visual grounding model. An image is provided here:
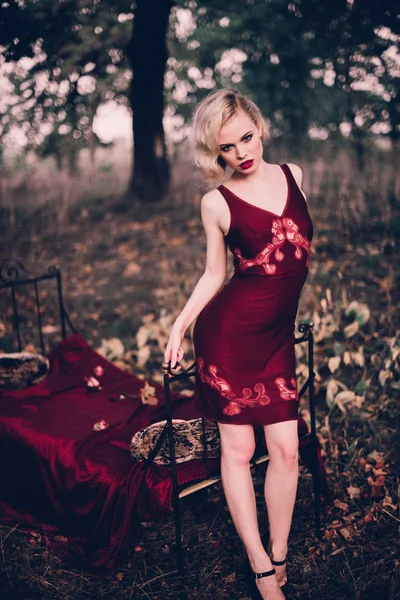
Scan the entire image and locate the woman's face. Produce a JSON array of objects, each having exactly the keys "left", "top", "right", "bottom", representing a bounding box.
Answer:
[{"left": 217, "top": 111, "right": 262, "bottom": 176}]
